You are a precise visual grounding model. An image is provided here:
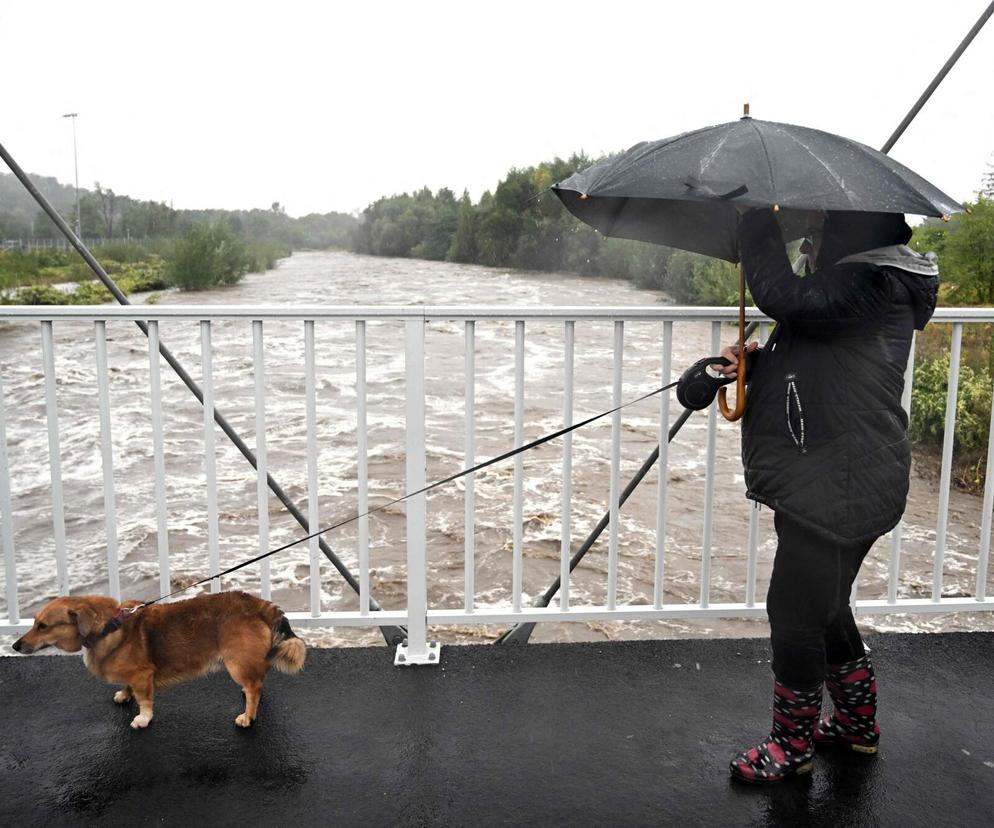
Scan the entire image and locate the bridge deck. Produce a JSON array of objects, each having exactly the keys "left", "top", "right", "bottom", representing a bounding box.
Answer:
[{"left": 1, "top": 632, "right": 991, "bottom": 827}]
